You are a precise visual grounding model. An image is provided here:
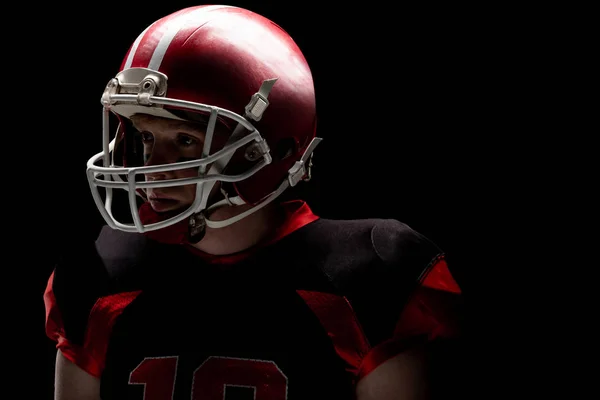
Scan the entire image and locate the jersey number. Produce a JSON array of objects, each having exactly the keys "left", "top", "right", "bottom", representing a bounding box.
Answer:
[{"left": 129, "top": 356, "right": 288, "bottom": 399}]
